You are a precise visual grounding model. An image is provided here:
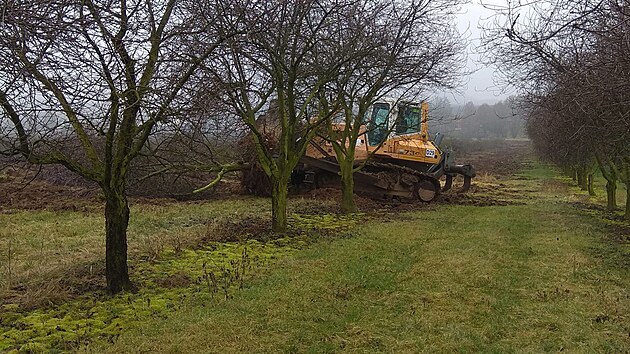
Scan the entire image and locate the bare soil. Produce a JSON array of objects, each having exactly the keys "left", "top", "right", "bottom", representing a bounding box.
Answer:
[
  {"left": 438, "top": 139, "right": 533, "bottom": 207},
  {"left": 453, "top": 139, "right": 532, "bottom": 178},
  {"left": 0, "top": 168, "right": 101, "bottom": 213}
]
